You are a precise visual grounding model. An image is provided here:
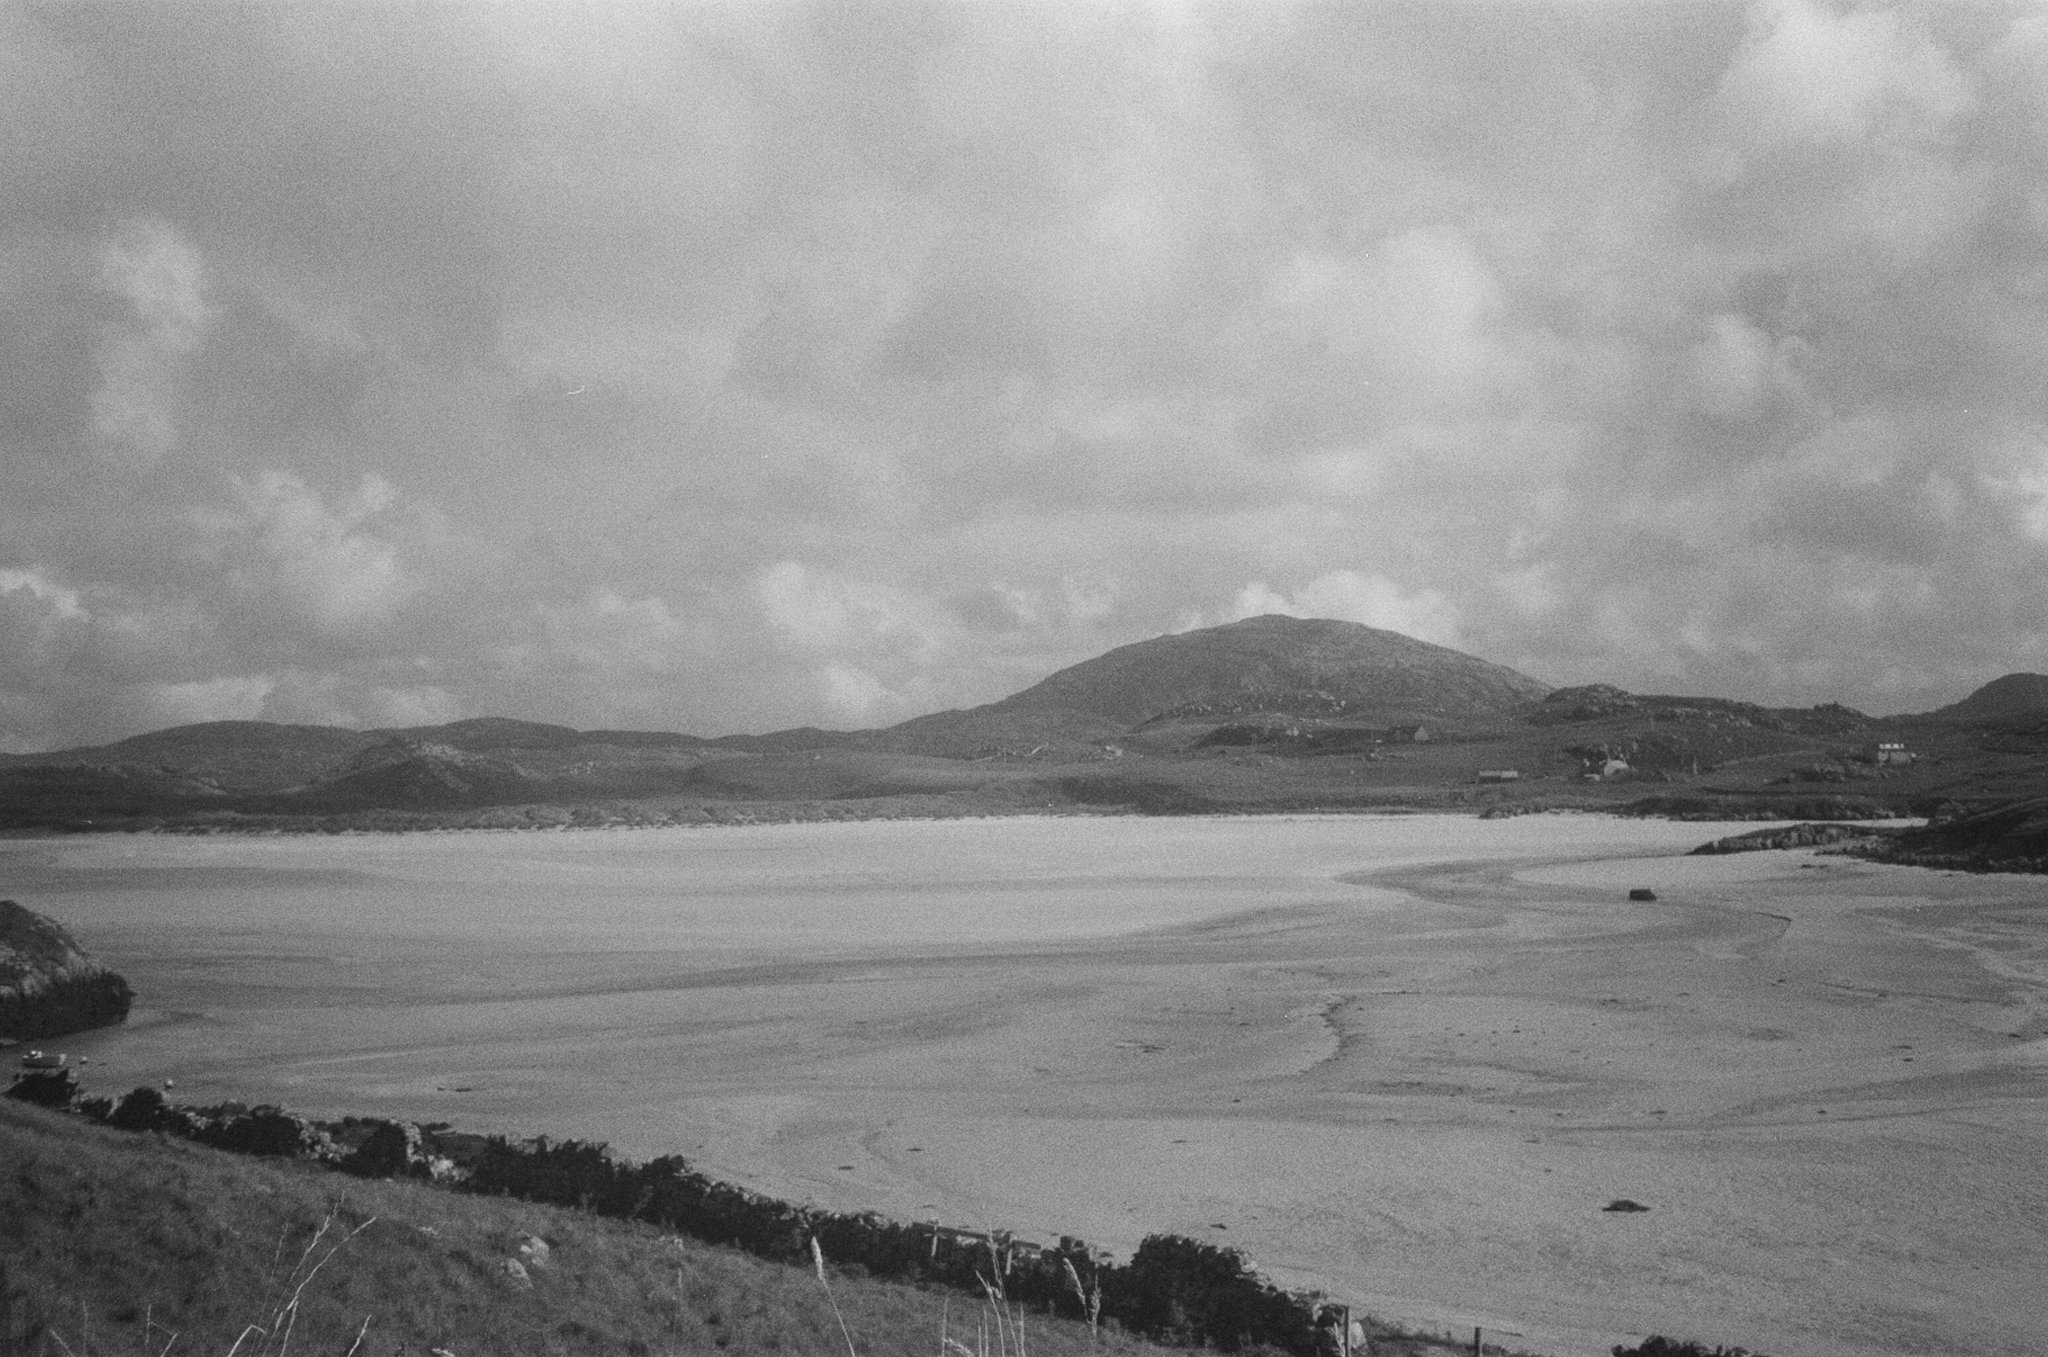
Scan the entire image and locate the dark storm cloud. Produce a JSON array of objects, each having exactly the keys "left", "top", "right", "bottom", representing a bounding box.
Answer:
[{"left": 4, "top": 0, "right": 2048, "bottom": 750}]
